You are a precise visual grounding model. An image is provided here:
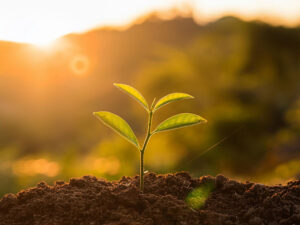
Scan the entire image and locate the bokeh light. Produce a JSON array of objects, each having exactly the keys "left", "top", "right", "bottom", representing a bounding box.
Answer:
[
  {"left": 186, "top": 183, "right": 214, "bottom": 209},
  {"left": 12, "top": 158, "right": 60, "bottom": 177}
]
